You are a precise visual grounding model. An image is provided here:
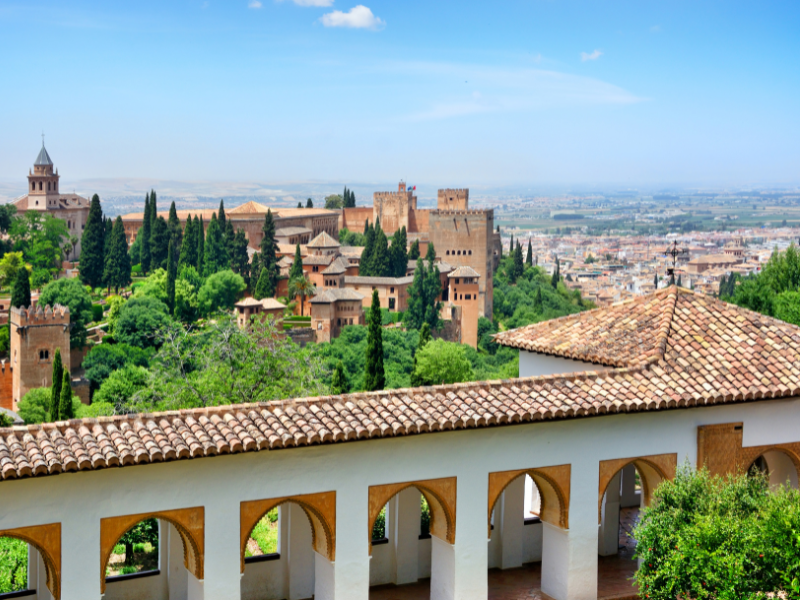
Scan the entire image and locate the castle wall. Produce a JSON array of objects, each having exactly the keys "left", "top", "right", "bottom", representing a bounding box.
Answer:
[
  {"left": 429, "top": 210, "right": 495, "bottom": 318},
  {"left": 340, "top": 207, "right": 373, "bottom": 232},
  {"left": 408, "top": 209, "right": 429, "bottom": 235},
  {"left": 437, "top": 189, "right": 469, "bottom": 211},
  {"left": 10, "top": 305, "right": 71, "bottom": 408},
  {"left": 0, "top": 362, "right": 13, "bottom": 411},
  {"left": 373, "top": 191, "right": 416, "bottom": 236}
]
